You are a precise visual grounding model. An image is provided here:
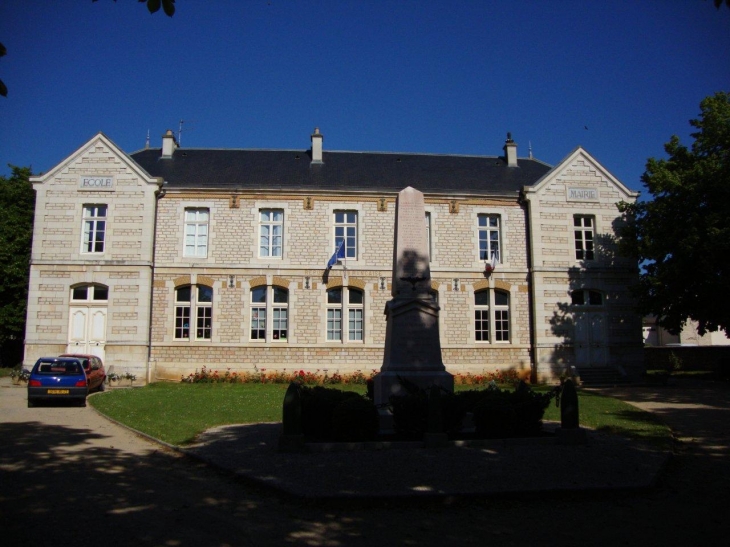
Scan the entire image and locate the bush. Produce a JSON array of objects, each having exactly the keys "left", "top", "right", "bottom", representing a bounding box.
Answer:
[
  {"left": 472, "top": 381, "right": 553, "bottom": 438},
  {"left": 389, "top": 378, "right": 465, "bottom": 439},
  {"left": 299, "top": 385, "right": 378, "bottom": 442}
]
